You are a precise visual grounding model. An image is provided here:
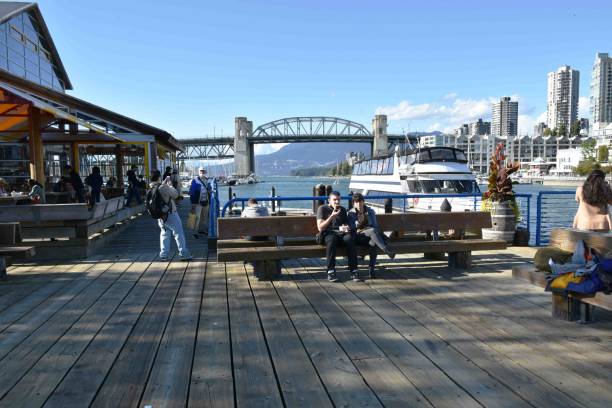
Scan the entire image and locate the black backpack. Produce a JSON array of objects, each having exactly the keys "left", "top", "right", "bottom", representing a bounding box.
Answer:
[{"left": 146, "top": 185, "right": 171, "bottom": 220}]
